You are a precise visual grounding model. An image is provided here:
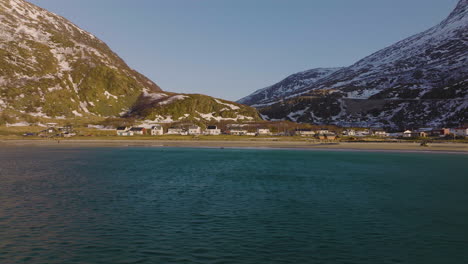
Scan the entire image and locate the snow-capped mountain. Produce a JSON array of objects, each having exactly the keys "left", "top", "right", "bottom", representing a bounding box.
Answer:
[
  {"left": 238, "top": 67, "right": 343, "bottom": 107},
  {"left": 240, "top": 0, "right": 468, "bottom": 129},
  {"left": 0, "top": 0, "right": 259, "bottom": 123}
]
